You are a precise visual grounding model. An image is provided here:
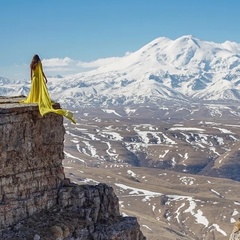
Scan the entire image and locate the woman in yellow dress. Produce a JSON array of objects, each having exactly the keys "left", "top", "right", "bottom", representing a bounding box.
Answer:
[{"left": 22, "top": 54, "right": 76, "bottom": 124}]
